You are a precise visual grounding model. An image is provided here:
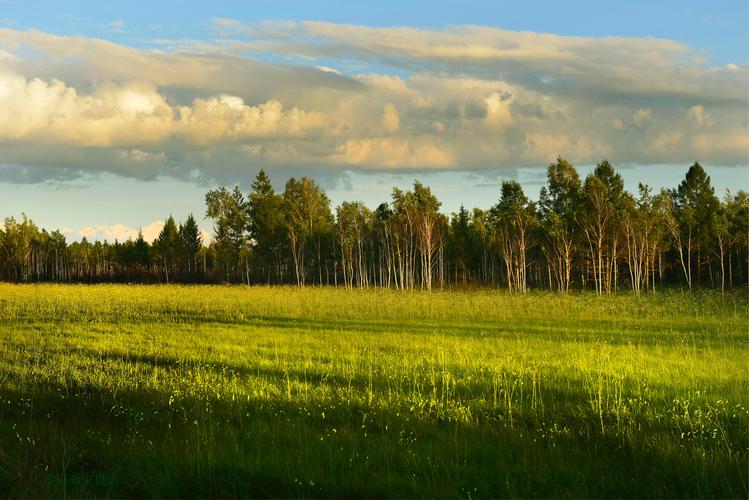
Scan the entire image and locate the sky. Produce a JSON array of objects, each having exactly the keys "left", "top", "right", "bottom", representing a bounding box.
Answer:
[{"left": 0, "top": 0, "right": 747, "bottom": 242}]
